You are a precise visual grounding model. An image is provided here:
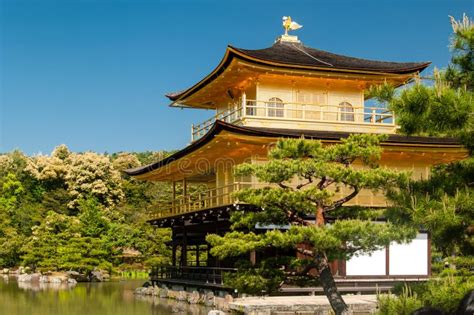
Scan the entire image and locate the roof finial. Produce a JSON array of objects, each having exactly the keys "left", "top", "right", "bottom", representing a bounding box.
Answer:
[
  {"left": 282, "top": 16, "right": 303, "bottom": 35},
  {"left": 277, "top": 16, "right": 303, "bottom": 43}
]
